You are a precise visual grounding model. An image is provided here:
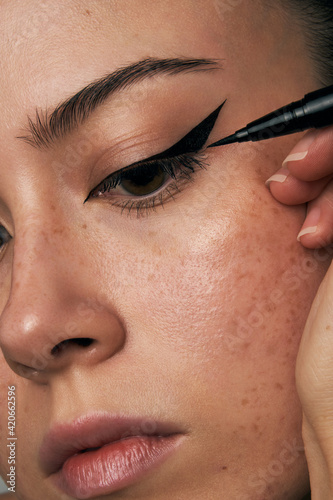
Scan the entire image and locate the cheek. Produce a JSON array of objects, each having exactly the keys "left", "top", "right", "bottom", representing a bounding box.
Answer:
[{"left": 118, "top": 166, "right": 329, "bottom": 394}]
